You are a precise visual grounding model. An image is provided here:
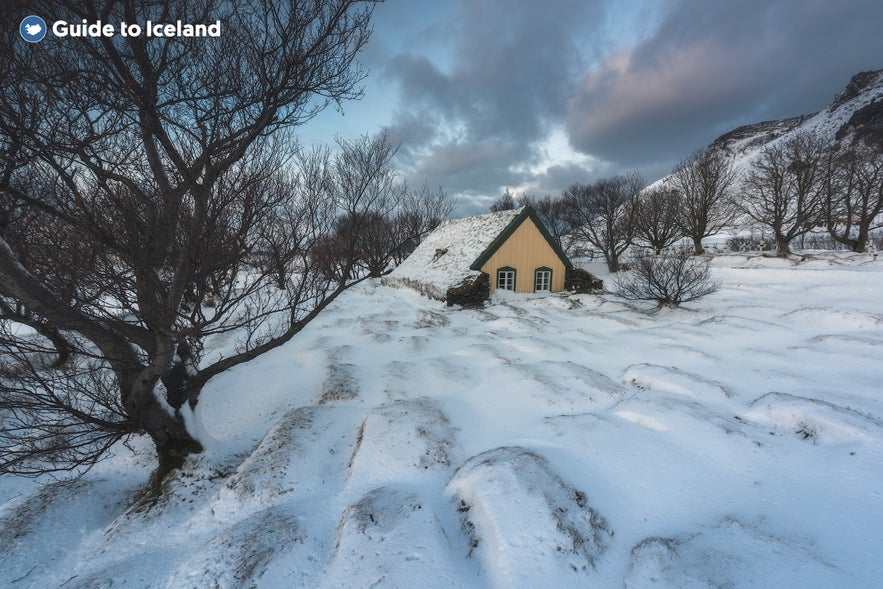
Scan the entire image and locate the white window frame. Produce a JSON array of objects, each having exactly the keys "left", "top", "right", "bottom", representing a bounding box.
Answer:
[
  {"left": 497, "top": 267, "right": 516, "bottom": 291},
  {"left": 534, "top": 268, "right": 552, "bottom": 292}
]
